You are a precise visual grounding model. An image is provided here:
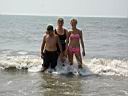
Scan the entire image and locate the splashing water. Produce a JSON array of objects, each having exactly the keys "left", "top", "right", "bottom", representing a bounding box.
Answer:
[{"left": 0, "top": 56, "right": 128, "bottom": 77}]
